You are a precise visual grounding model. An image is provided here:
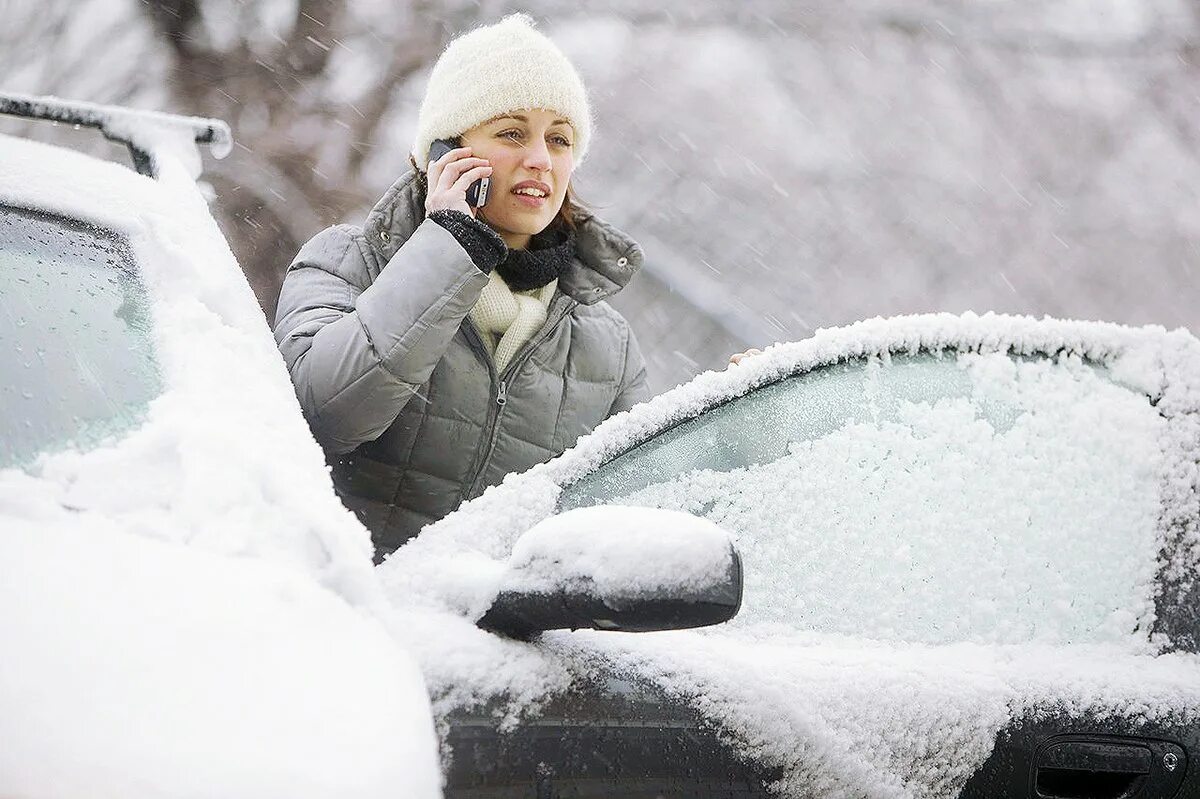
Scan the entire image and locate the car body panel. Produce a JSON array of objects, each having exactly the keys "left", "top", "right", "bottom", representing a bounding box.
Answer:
[
  {"left": 445, "top": 674, "right": 776, "bottom": 798},
  {"left": 960, "top": 715, "right": 1198, "bottom": 798}
]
